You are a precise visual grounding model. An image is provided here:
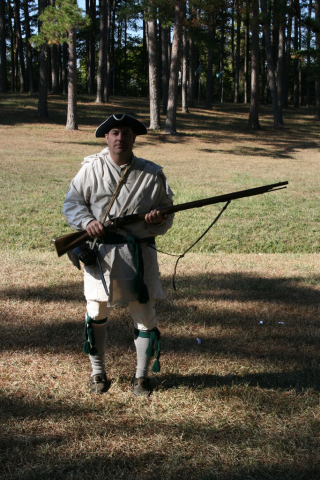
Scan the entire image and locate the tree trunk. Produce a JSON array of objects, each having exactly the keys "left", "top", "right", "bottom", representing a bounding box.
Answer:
[
  {"left": 188, "top": 29, "right": 195, "bottom": 108},
  {"left": 260, "top": 0, "right": 284, "bottom": 126},
  {"left": 14, "top": 30, "right": 19, "bottom": 91},
  {"left": 124, "top": 13, "right": 127, "bottom": 96},
  {"left": 161, "top": 25, "right": 169, "bottom": 113},
  {"left": 0, "top": 0, "right": 7, "bottom": 92},
  {"left": 293, "top": 0, "right": 299, "bottom": 108},
  {"left": 219, "top": 13, "right": 225, "bottom": 103},
  {"left": 261, "top": 32, "right": 266, "bottom": 103},
  {"left": 104, "top": 0, "right": 110, "bottom": 102},
  {"left": 38, "top": 0, "right": 48, "bottom": 118},
  {"left": 205, "top": 12, "right": 214, "bottom": 110},
  {"left": 51, "top": 45, "right": 59, "bottom": 93},
  {"left": 234, "top": 0, "right": 241, "bottom": 103},
  {"left": 182, "top": 21, "right": 188, "bottom": 113},
  {"left": 148, "top": 9, "right": 161, "bottom": 130},
  {"left": 315, "top": 0, "right": 320, "bottom": 119},
  {"left": 13, "top": 0, "right": 26, "bottom": 92},
  {"left": 231, "top": 0, "right": 235, "bottom": 77},
  {"left": 87, "top": 0, "right": 96, "bottom": 95},
  {"left": 283, "top": 0, "right": 292, "bottom": 107},
  {"left": 23, "top": 0, "right": 34, "bottom": 93},
  {"left": 117, "top": 19, "right": 122, "bottom": 90},
  {"left": 298, "top": 12, "right": 302, "bottom": 106},
  {"left": 164, "top": 0, "right": 184, "bottom": 134},
  {"left": 47, "top": 46, "right": 52, "bottom": 93},
  {"left": 8, "top": 1, "right": 15, "bottom": 92},
  {"left": 86, "top": 0, "right": 89, "bottom": 92},
  {"left": 157, "top": 20, "right": 162, "bottom": 104},
  {"left": 188, "top": 4, "right": 195, "bottom": 108},
  {"left": 272, "top": 4, "right": 279, "bottom": 68},
  {"left": 306, "top": 0, "right": 312, "bottom": 108},
  {"left": 249, "top": 0, "right": 260, "bottom": 128},
  {"left": 48, "top": 0, "right": 59, "bottom": 94},
  {"left": 96, "top": 0, "right": 107, "bottom": 102},
  {"left": 58, "top": 44, "right": 62, "bottom": 91},
  {"left": 111, "top": 0, "right": 116, "bottom": 95},
  {"left": 244, "top": 8, "right": 249, "bottom": 103},
  {"left": 277, "top": 0, "right": 286, "bottom": 108},
  {"left": 142, "top": 17, "right": 148, "bottom": 90},
  {"left": 66, "top": 30, "right": 78, "bottom": 130},
  {"left": 62, "top": 42, "right": 68, "bottom": 95}
]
